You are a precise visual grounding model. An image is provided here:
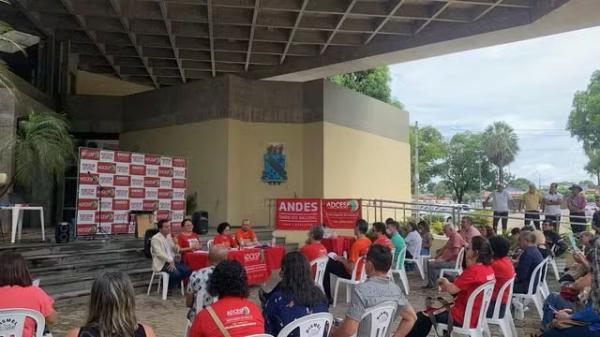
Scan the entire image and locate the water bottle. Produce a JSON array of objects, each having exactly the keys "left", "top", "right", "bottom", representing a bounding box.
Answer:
[{"left": 271, "top": 237, "right": 276, "bottom": 247}]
